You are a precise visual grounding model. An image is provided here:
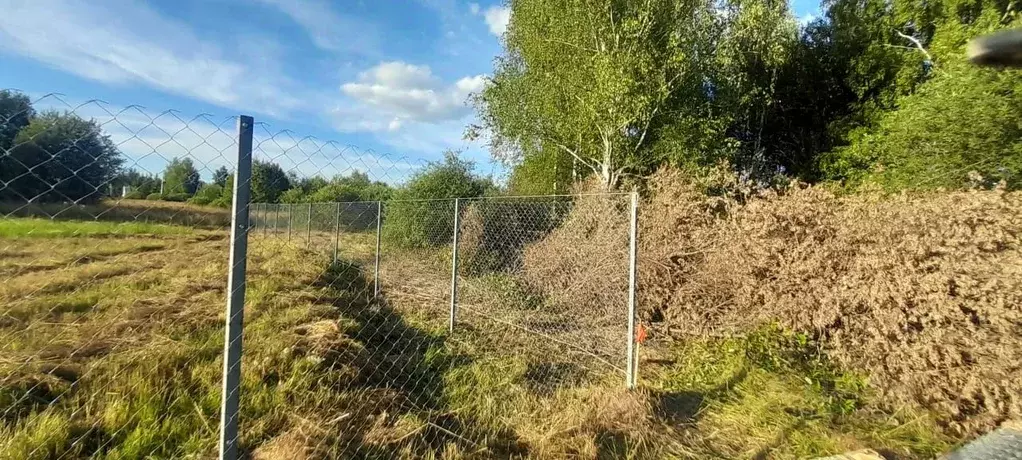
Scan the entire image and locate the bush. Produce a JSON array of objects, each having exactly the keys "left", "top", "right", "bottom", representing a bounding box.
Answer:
[
  {"left": 123, "top": 190, "right": 145, "bottom": 200},
  {"left": 145, "top": 193, "right": 163, "bottom": 201},
  {"left": 385, "top": 152, "right": 489, "bottom": 248},
  {"left": 162, "top": 193, "right": 189, "bottom": 202},
  {"left": 210, "top": 196, "right": 231, "bottom": 208},
  {"left": 188, "top": 184, "right": 223, "bottom": 206},
  {"left": 459, "top": 199, "right": 567, "bottom": 275},
  {"left": 821, "top": 61, "right": 1022, "bottom": 190},
  {"left": 279, "top": 188, "right": 308, "bottom": 204}
]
